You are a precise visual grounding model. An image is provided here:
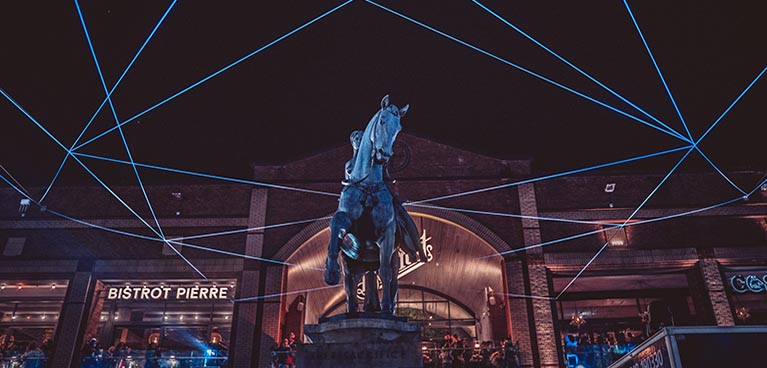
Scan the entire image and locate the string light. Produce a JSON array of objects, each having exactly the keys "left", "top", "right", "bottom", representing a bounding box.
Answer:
[{"left": 570, "top": 313, "right": 586, "bottom": 328}]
